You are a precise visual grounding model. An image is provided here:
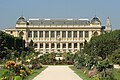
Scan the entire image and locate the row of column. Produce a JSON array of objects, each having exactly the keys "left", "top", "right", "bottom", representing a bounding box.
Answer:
[{"left": 29, "top": 30, "right": 93, "bottom": 41}]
